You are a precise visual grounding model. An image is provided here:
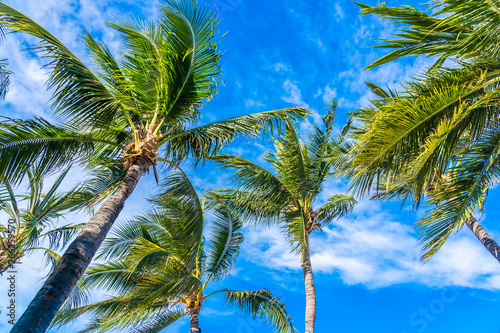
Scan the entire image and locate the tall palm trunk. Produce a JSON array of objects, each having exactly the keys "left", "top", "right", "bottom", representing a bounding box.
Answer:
[
  {"left": 302, "top": 233, "right": 316, "bottom": 333},
  {"left": 465, "top": 216, "right": 500, "bottom": 264},
  {"left": 189, "top": 309, "right": 200, "bottom": 333},
  {"left": 11, "top": 159, "right": 148, "bottom": 333}
]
